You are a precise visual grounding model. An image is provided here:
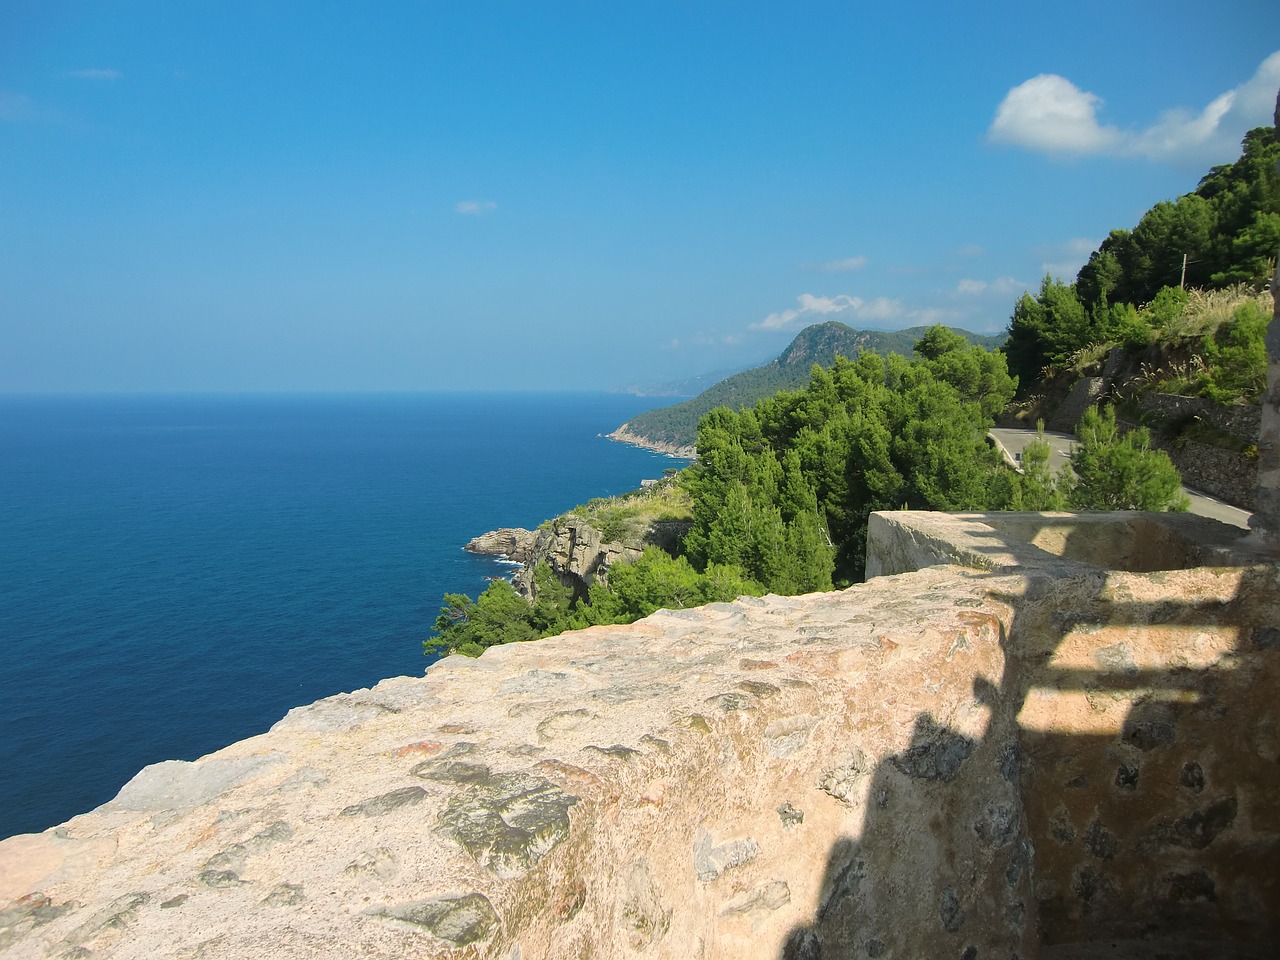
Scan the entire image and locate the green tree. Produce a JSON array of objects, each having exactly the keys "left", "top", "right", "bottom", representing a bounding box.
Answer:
[
  {"left": 530, "top": 563, "right": 574, "bottom": 634},
  {"left": 1062, "top": 407, "right": 1187, "bottom": 511},
  {"left": 1211, "top": 211, "right": 1280, "bottom": 287},
  {"left": 1003, "top": 276, "right": 1089, "bottom": 390},
  {"left": 1196, "top": 300, "right": 1269, "bottom": 403},
  {"left": 1076, "top": 241, "right": 1126, "bottom": 310},
  {"left": 1014, "top": 432, "right": 1066, "bottom": 511},
  {"left": 426, "top": 579, "right": 537, "bottom": 658}
]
